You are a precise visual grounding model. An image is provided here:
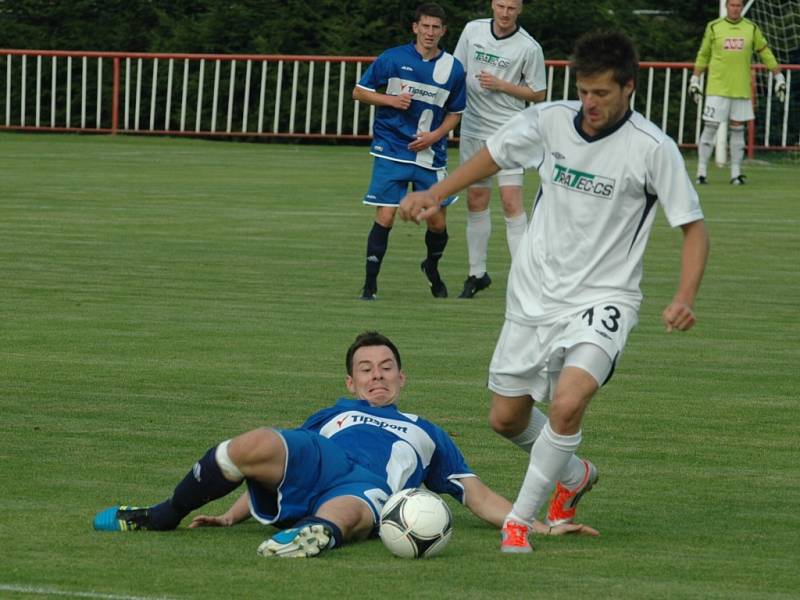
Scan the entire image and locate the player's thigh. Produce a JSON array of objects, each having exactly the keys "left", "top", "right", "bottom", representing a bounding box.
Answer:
[
  {"left": 460, "top": 136, "right": 493, "bottom": 188},
  {"left": 702, "top": 96, "right": 731, "bottom": 124},
  {"left": 246, "top": 430, "right": 374, "bottom": 526},
  {"left": 728, "top": 98, "right": 755, "bottom": 122},
  {"left": 555, "top": 302, "right": 639, "bottom": 390}
]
